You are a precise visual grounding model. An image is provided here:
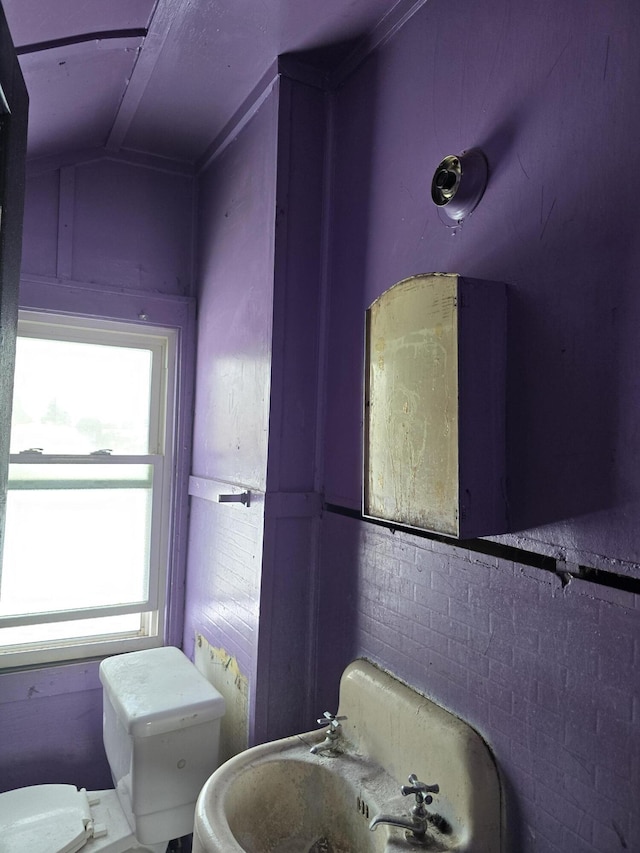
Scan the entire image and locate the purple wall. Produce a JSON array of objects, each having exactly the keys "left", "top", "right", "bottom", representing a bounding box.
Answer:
[
  {"left": 316, "top": 1, "right": 640, "bottom": 851},
  {"left": 183, "top": 71, "right": 326, "bottom": 744},
  {"left": 191, "top": 91, "right": 278, "bottom": 492},
  {"left": 324, "top": 0, "right": 640, "bottom": 569},
  {"left": 22, "top": 152, "right": 195, "bottom": 294},
  {"left": 2, "top": 3, "right": 639, "bottom": 850},
  {"left": 183, "top": 86, "right": 279, "bottom": 744},
  {"left": 255, "top": 74, "right": 325, "bottom": 742},
  {"left": 0, "top": 661, "right": 110, "bottom": 792},
  {"left": 0, "top": 150, "right": 195, "bottom": 793},
  {"left": 316, "top": 516, "right": 639, "bottom": 853}
]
